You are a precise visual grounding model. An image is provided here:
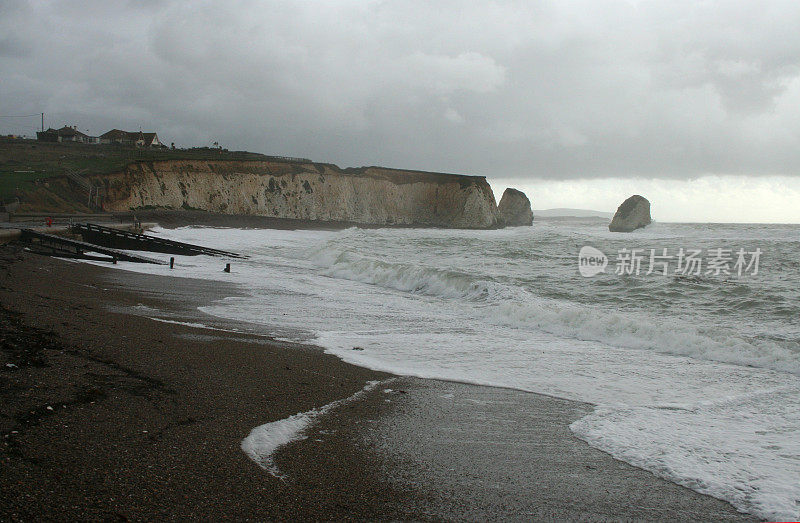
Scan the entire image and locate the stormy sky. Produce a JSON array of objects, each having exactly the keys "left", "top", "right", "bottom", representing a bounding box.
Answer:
[{"left": 2, "top": 1, "right": 800, "bottom": 222}]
